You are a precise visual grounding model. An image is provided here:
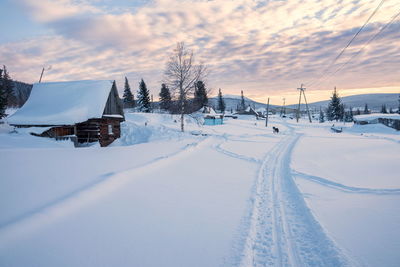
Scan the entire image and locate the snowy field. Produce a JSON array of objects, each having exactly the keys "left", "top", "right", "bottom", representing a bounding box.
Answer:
[{"left": 0, "top": 113, "right": 399, "bottom": 267}]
